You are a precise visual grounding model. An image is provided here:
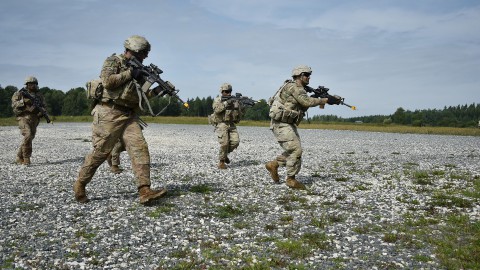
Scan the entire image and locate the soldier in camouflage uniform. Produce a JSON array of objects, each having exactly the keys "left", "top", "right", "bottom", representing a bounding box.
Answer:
[
  {"left": 106, "top": 139, "right": 125, "bottom": 174},
  {"left": 265, "top": 65, "right": 340, "bottom": 189},
  {"left": 211, "top": 83, "right": 245, "bottom": 169},
  {"left": 73, "top": 35, "right": 167, "bottom": 204},
  {"left": 11, "top": 76, "right": 47, "bottom": 165}
]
